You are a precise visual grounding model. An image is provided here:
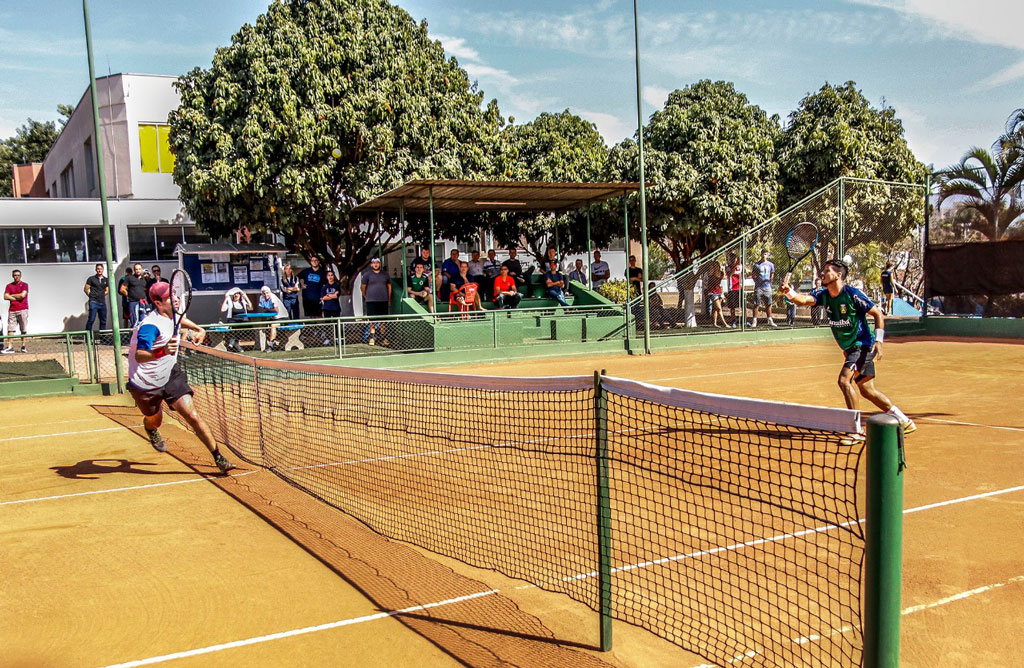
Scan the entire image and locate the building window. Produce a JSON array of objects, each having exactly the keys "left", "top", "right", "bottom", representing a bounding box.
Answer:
[
  {"left": 60, "top": 162, "right": 76, "bottom": 198},
  {"left": 139, "top": 123, "right": 175, "bottom": 174},
  {"left": 12, "top": 227, "right": 112, "bottom": 263},
  {"left": 128, "top": 225, "right": 210, "bottom": 260},
  {"left": 84, "top": 138, "right": 96, "bottom": 192}
]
